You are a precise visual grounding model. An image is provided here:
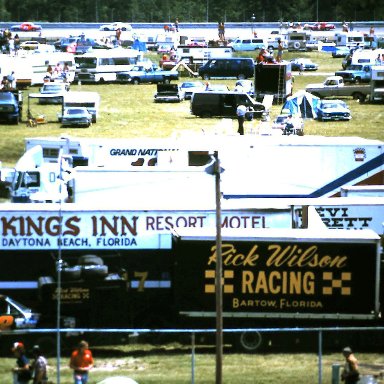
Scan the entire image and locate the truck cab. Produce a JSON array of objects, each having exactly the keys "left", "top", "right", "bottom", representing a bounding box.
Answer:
[{"left": 335, "top": 64, "right": 373, "bottom": 84}]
